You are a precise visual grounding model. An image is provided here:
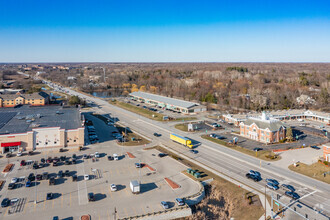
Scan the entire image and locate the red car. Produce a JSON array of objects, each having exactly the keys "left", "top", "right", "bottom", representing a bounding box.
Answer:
[{"left": 20, "top": 160, "right": 26, "bottom": 166}]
